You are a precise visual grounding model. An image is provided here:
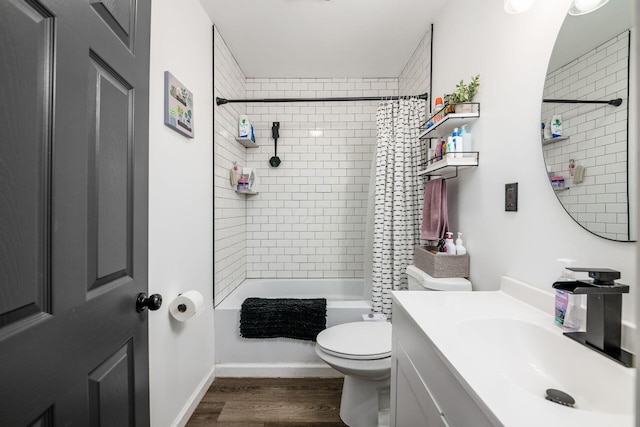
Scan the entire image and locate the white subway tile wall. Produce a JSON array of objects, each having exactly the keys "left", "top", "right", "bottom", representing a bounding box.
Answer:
[
  {"left": 399, "top": 28, "right": 433, "bottom": 165},
  {"left": 399, "top": 28, "right": 431, "bottom": 97},
  {"left": 214, "top": 27, "right": 249, "bottom": 303},
  {"left": 213, "top": 27, "right": 432, "bottom": 296},
  {"left": 244, "top": 78, "right": 398, "bottom": 278},
  {"left": 542, "top": 32, "right": 629, "bottom": 240}
]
